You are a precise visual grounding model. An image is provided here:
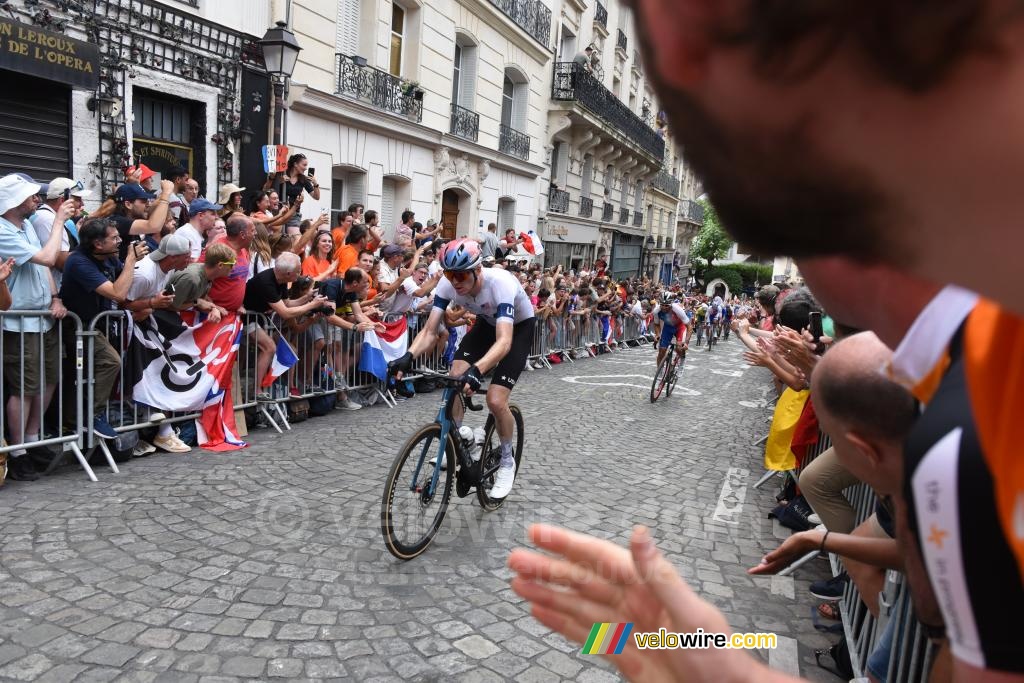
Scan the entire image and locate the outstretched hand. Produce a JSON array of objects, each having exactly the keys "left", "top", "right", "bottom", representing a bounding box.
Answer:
[{"left": 508, "top": 524, "right": 769, "bottom": 683}]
